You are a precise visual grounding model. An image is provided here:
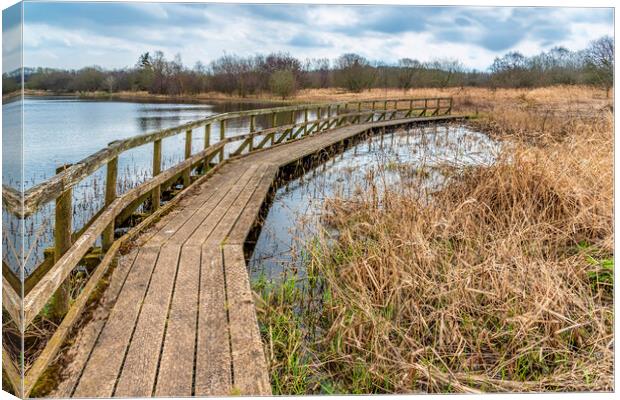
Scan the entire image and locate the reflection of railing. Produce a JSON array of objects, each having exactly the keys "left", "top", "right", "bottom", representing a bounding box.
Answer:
[{"left": 1, "top": 97, "right": 452, "bottom": 396}]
